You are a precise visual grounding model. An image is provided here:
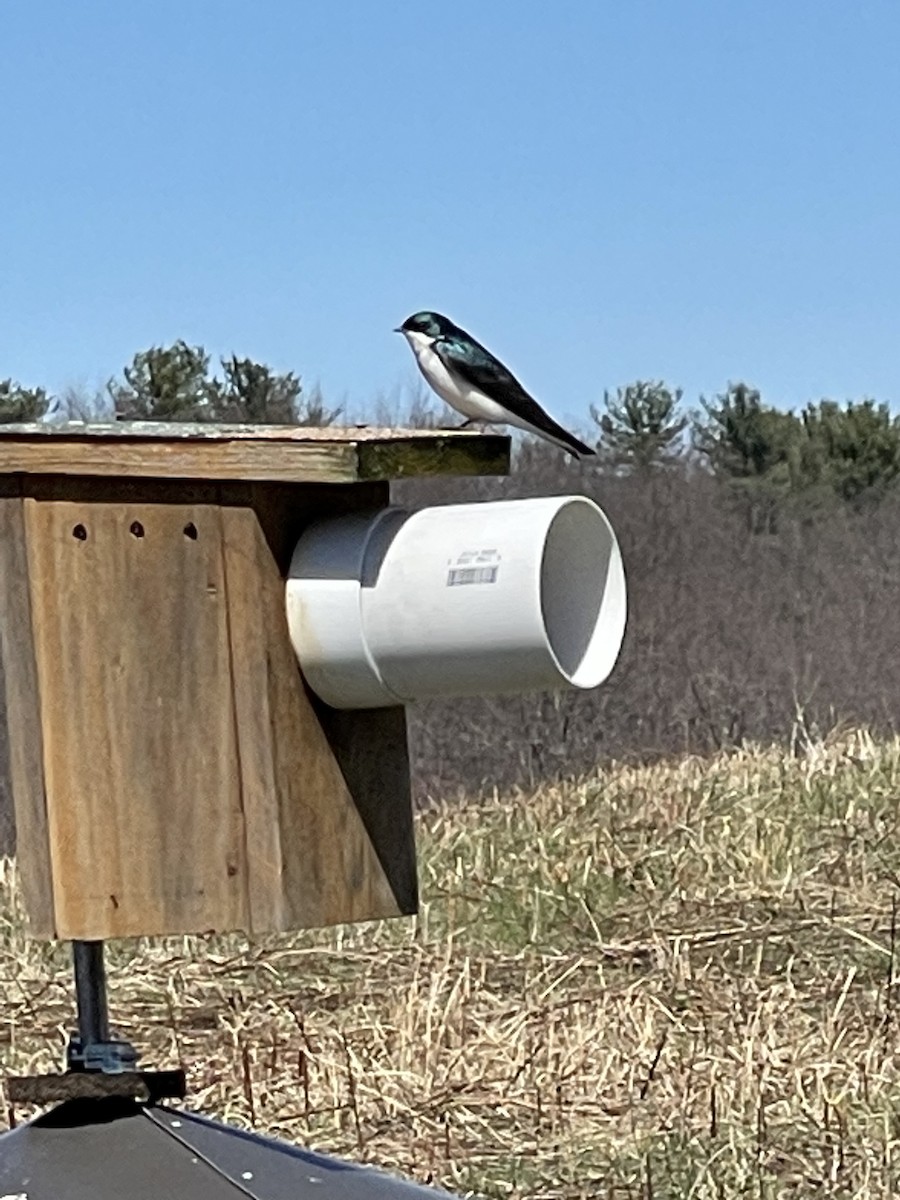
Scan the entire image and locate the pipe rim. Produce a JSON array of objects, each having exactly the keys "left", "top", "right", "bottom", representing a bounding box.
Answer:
[{"left": 539, "top": 496, "right": 627, "bottom": 688}]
